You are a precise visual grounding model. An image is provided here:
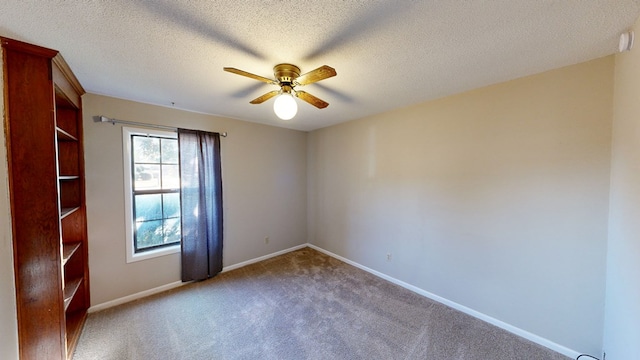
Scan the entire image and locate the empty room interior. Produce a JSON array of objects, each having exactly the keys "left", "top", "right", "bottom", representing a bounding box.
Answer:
[{"left": 2, "top": 2, "right": 640, "bottom": 360}]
